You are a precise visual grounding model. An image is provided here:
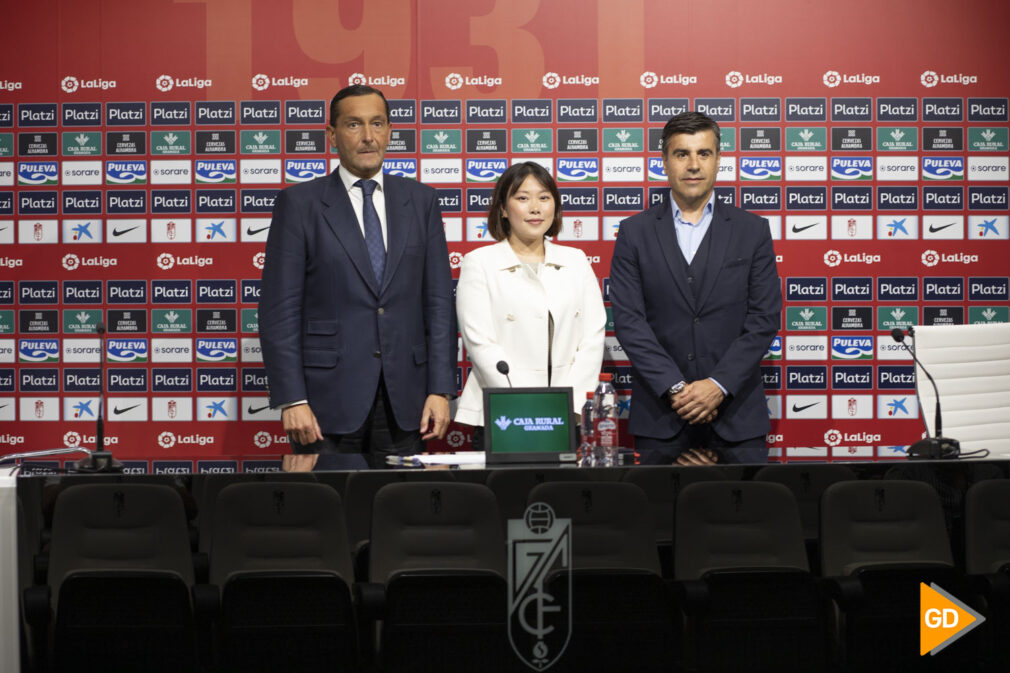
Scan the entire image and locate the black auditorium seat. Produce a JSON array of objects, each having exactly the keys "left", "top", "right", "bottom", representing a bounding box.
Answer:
[
  {"left": 964, "top": 478, "right": 1010, "bottom": 672},
  {"left": 24, "top": 483, "right": 197, "bottom": 673},
  {"left": 526, "top": 481, "right": 676, "bottom": 673},
  {"left": 208, "top": 481, "right": 357, "bottom": 673},
  {"left": 675, "top": 480, "right": 824, "bottom": 673},
  {"left": 365, "top": 481, "right": 517, "bottom": 673}
]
